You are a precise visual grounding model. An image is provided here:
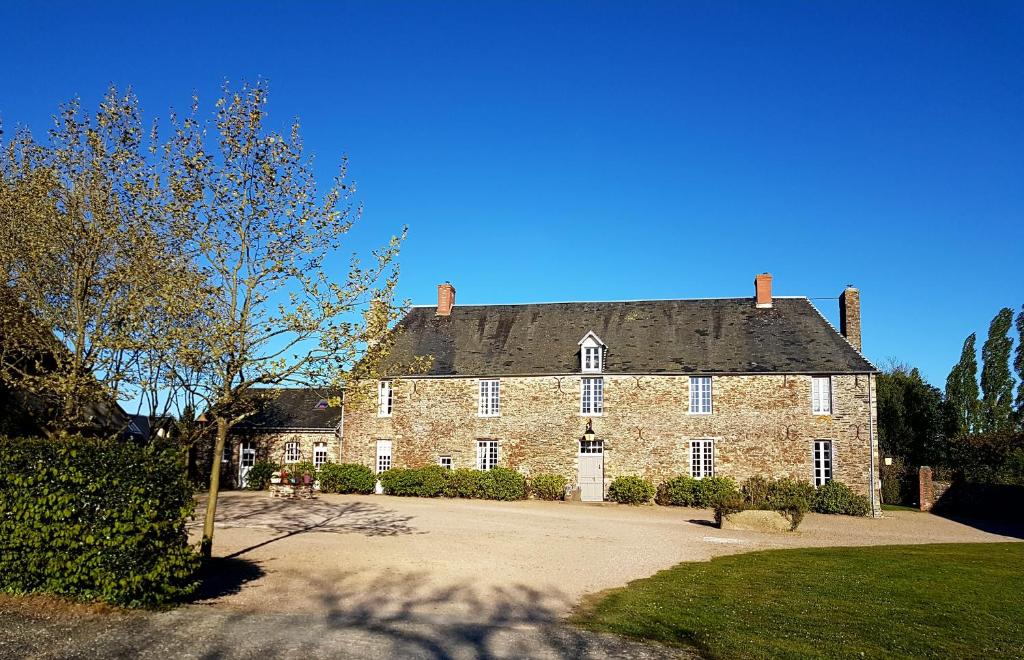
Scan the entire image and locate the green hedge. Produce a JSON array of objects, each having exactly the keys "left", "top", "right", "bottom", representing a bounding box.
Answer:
[
  {"left": 318, "top": 463, "right": 375, "bottom": 494},
  {"left": 608, "top": 476, "right": 655, "bottom": 505},
  {"left": 378, "top": 466, "right": 527, "bottom": 500},
  {"left": 811, "top": 480, "right": 871, "bottom": 516},
  {"left": 656, "top": 475, "right": 738, "bottom": 507},
  {"left": 0, "top": 435, "right": 200, "bottom": 607},
  {"left": 530, "top": 474, "right": 568, "bottom": 501}
]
